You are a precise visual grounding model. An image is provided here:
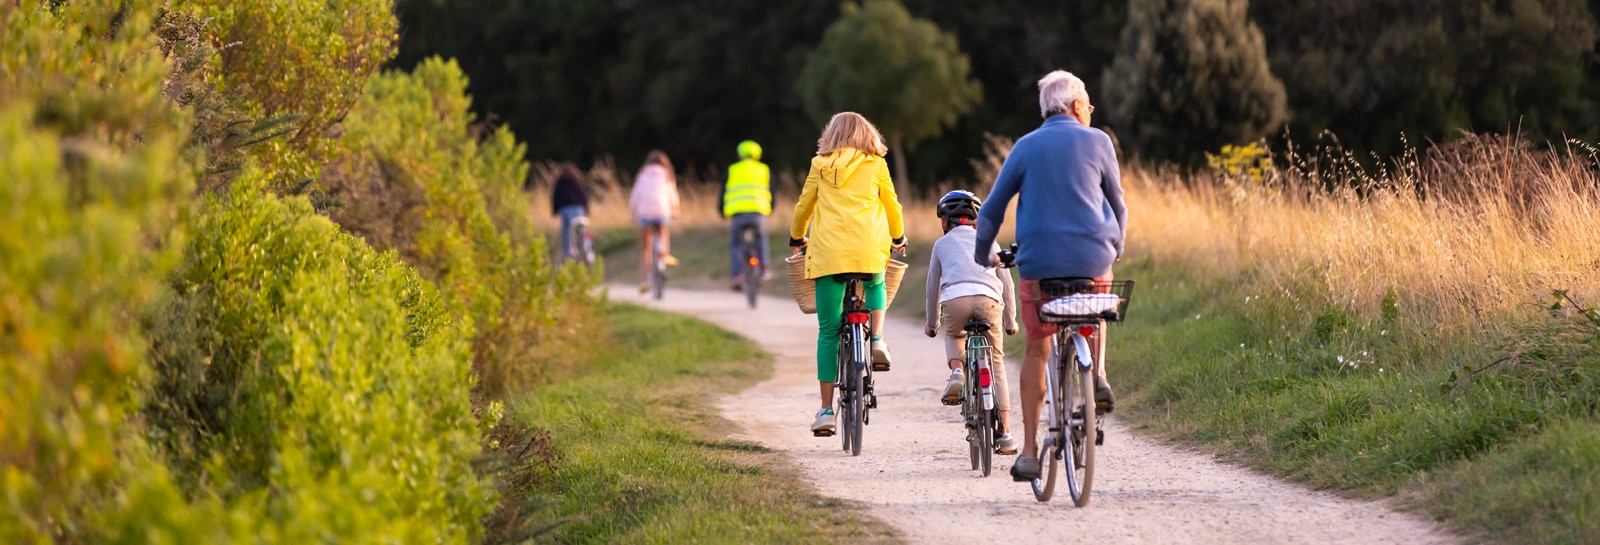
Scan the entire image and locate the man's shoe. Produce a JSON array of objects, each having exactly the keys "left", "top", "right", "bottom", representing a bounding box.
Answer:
[
  {"left": 761, "top": 268, "right": 773, "bottom": 281},
  {"left": 1095, "top": 376, "right": 1115, "bottom": 413},
  {"left": 940, "top": 369, "right": 964, "bottom": 404},
  {"left": 996, "top": 433, "right": 1020, "bottom": 455},
  {"left": 810, "top": 408, "right": 836, "bottom": 434},
  {"left": 730, "top": 277, "right": 743, "bottom": 291},
  {"left": 870, "top": 339, "right": 892, "bottom": 371},
  {"left": 1010, "top": 456, "right": 1041, "bottom": 481}
]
